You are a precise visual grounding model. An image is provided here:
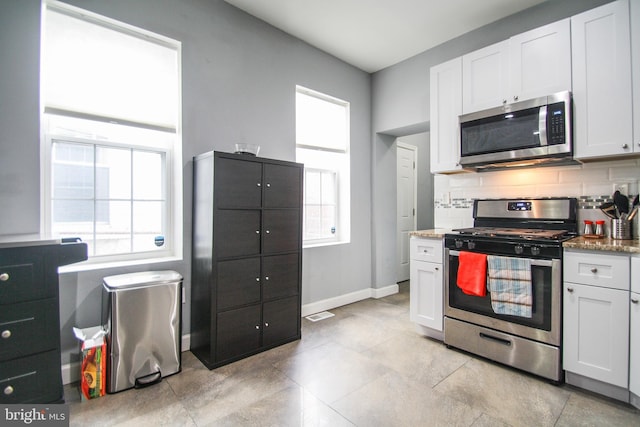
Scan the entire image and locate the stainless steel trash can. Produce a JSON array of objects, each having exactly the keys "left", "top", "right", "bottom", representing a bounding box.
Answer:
[{"left": 102, "top": 270, "right": 182, "bottom": 393}]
